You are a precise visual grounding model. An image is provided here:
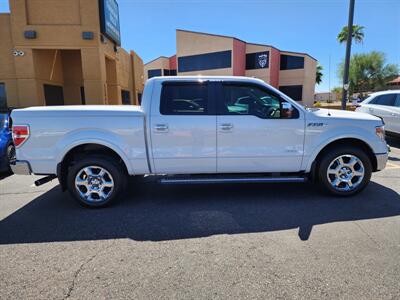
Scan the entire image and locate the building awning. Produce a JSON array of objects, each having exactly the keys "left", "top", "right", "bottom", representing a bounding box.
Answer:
[{"left": 388, "top": 76, "right": 400, "bottom": 85}]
